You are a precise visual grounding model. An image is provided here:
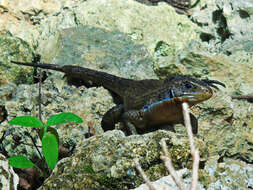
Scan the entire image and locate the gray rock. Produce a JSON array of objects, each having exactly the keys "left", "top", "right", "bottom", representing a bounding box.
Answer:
[
  {"left": 1, "top": 0, "right": 253, "bottom": 189},
  {"left": 191, "top": 0, "right": 253, "bottom": 53},
  {"left": 0, "top": 31, "right": 34, "bottom": 85},
  {"left": 202, "top": 159, "right": 253, "bottom": 190},
  {"left": 133, "top": 169, "right": 196, "bottom": 190},
  {"left": 38, "top": 130, "right": 197, "bottom": 190},
  {"left": 1, "top": 0, "right": 201, "bottom": 62},
  {"left": 135, "top": 159, "right": 253, "bottom": 190},
  {"left": 0, "top": 154, "right": 19, "bottom": 190},
  {"left": 50, "top": 26, "right": 156, "bottom": 80}
]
